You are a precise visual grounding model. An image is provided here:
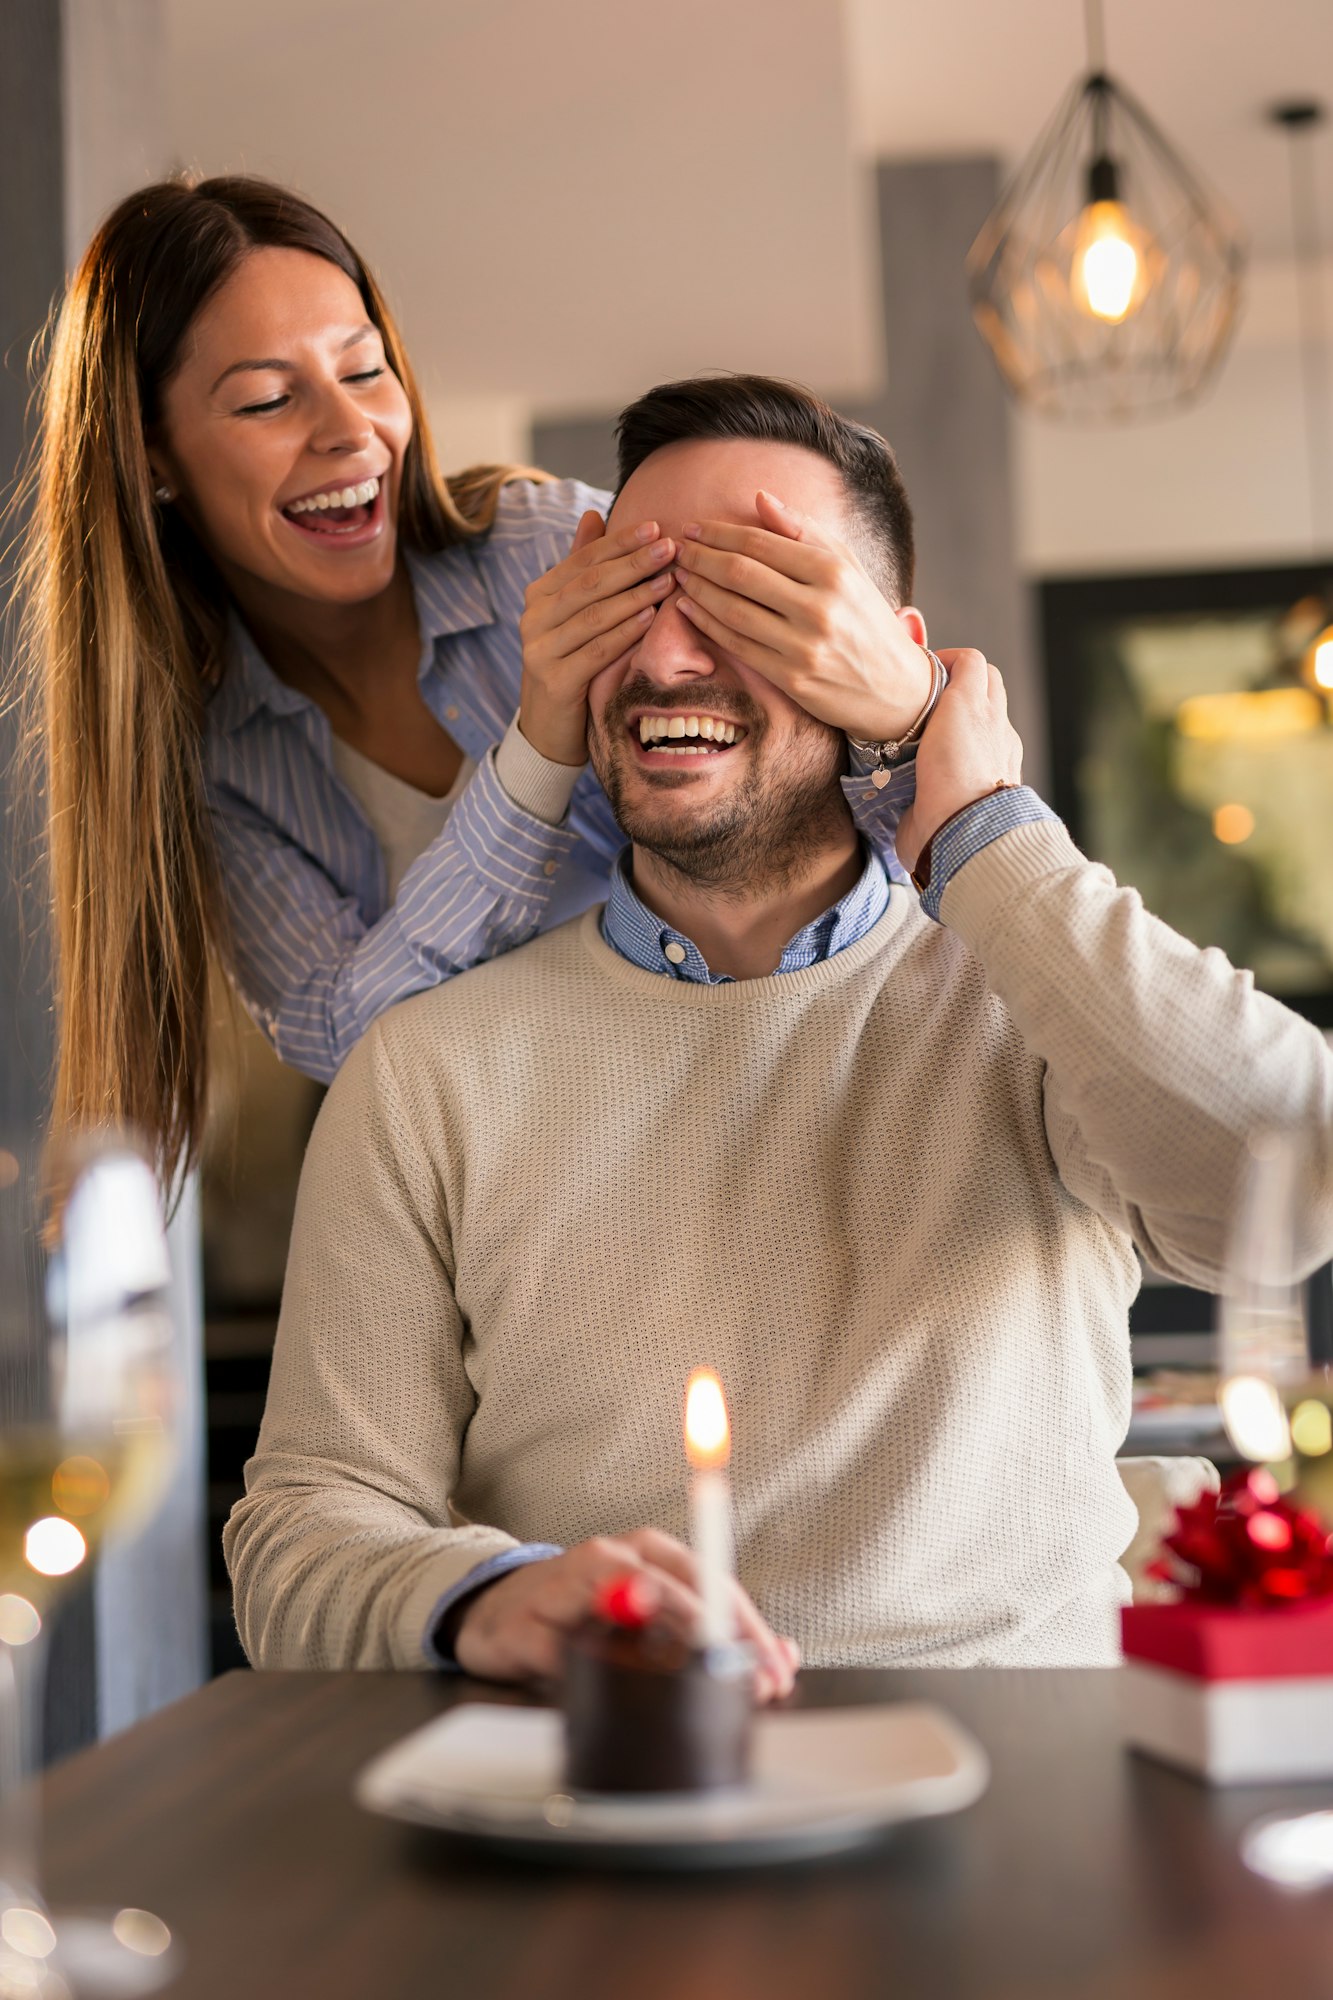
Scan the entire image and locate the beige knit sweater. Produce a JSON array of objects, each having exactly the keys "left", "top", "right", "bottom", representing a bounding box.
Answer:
[{"left": 225, "top": 821, "right": 1333, "bottom": 1671}]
